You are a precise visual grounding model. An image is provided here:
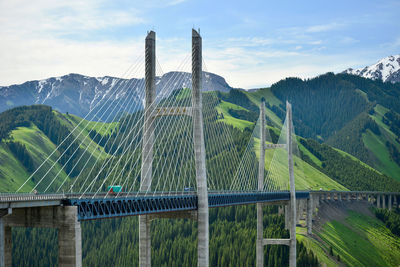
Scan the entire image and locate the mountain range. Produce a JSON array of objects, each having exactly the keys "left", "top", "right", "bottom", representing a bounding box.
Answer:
[{"left": 0, "top": 71, "right": 233, "bottom": 119}]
